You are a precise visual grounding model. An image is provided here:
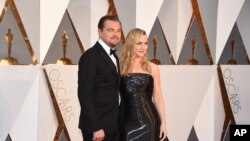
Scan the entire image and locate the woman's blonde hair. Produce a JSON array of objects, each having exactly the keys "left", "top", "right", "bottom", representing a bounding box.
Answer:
[{"left": 120, "top": 28, "right": 151, "bottom": 75}]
